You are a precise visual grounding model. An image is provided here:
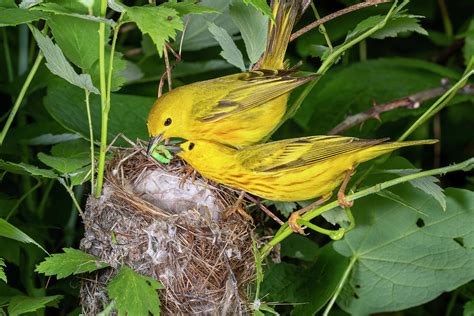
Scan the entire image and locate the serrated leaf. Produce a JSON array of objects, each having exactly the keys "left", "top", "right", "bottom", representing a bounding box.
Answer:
[
  {"left": 0, "top": 258, "right": 6, "bottom": 283},
  {"left": 35, "top": 3, "right": 115, "bottom": 25},
  {"left": 0, "top": 159, "right": 57, "bottom": 179},
  {"left": 320, "top": 207, "right": 350, "bottom": 227},
  {"left": 208, "top": 22, "right": 246, "bottom": 71},
  {"left": 464, "top": 19, "right": 474, "bottom": 66},
  {"left": 242, "top": 0, "right": 272, "bottom": 19},
  {"left": 0, "top": 8, "right": 50, "bottom": 26},
  {"left": 372, "top": 15, "right": 428, "bottom": 39},
  {"left": 124, "top": 5, "right": 183, "bottom": 57},
  {"left": 384, "top": 168, "right": 446, "bottom": 211},
  {"left": 0, "top": 218, "right": 48, "bottom": 254},
  {"left": 376, "top": 189, "right": 428, "bottom": 216},
  {"left": 107, "top": 266, "right": 163, "bottom": 316},
  {"left": 333, "top": 187, "right": 474, "bottom": 314},
  {"left": 8, "top": 295, "right": 62, "bottom": 316},
  {"left": 30, "top": 27, "right": 99, "bottom": 93},
  {"left": 229, "top": 1, "right": 268, "bottom": 65},
  {"left": 35, "top": 248, "right": 109, "bottom": 279}
]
